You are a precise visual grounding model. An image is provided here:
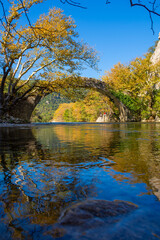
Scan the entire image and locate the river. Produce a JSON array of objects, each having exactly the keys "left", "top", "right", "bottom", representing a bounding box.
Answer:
[{"left": 0, "top": 123, "right": 160, "bottom": 239}]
